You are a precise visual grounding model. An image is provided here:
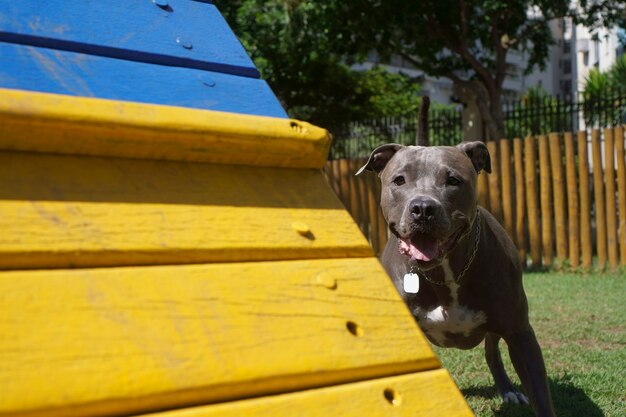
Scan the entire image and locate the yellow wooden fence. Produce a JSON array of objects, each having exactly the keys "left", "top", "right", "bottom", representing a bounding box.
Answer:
[{"left": 324, "top": 126, "right": 626, "bottom": 271}]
